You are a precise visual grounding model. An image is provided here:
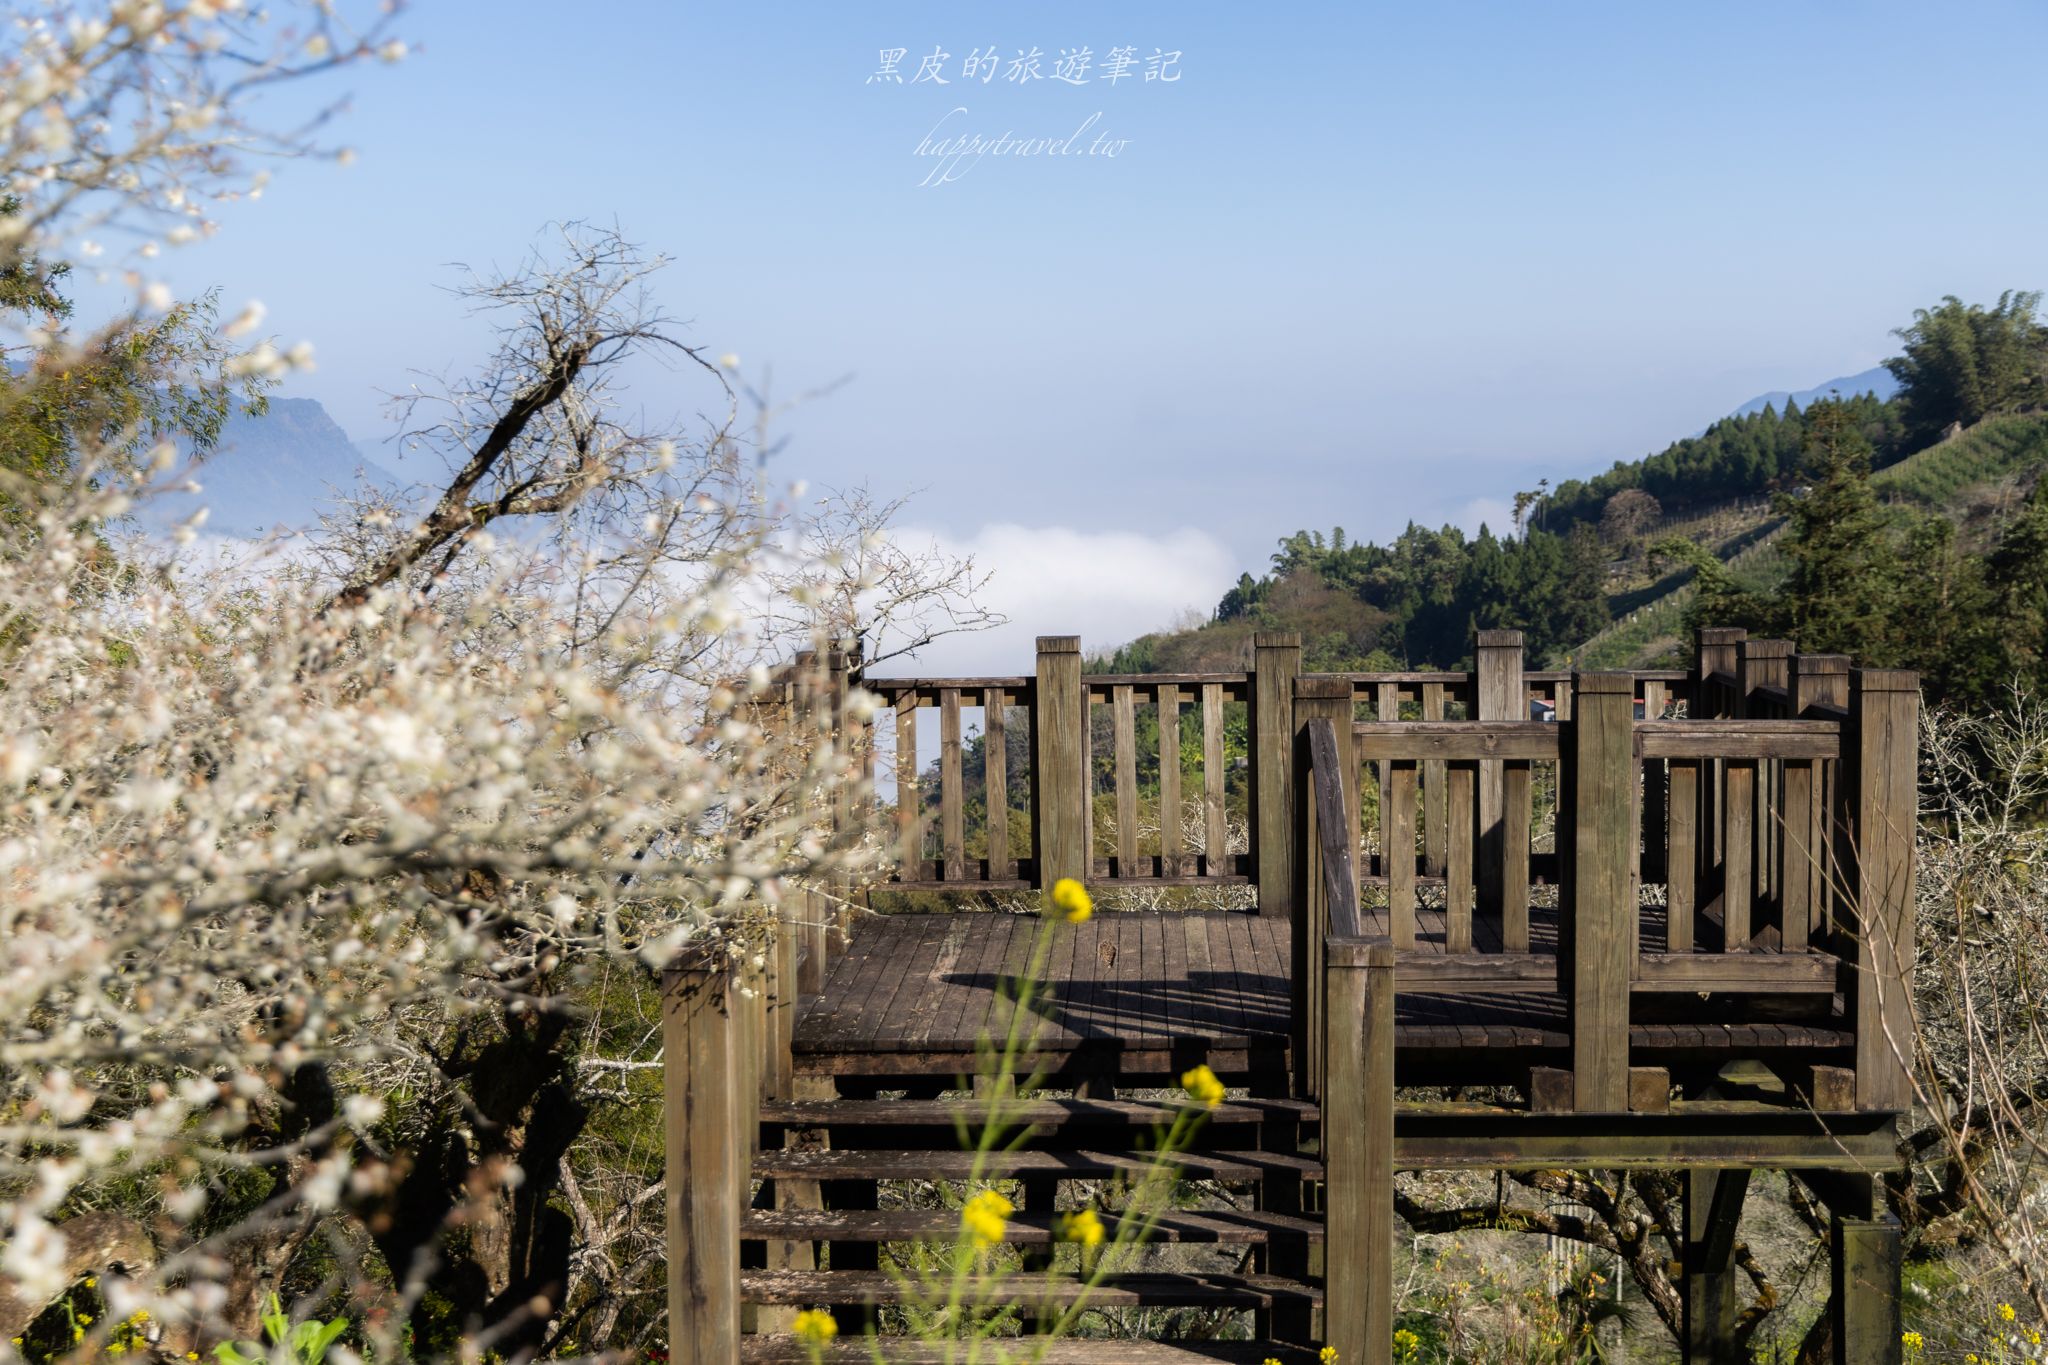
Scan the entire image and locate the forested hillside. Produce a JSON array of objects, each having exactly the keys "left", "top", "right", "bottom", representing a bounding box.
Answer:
[{"left": 1099, "top": 292, "right": 2048, "bottom": 709}]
